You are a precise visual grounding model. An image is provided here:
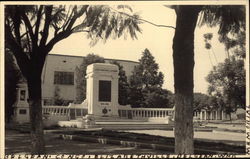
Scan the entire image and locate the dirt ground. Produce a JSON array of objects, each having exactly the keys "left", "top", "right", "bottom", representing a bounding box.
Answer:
[{"left": 5, "top": 130, "right": 167, "bottom": 155}]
